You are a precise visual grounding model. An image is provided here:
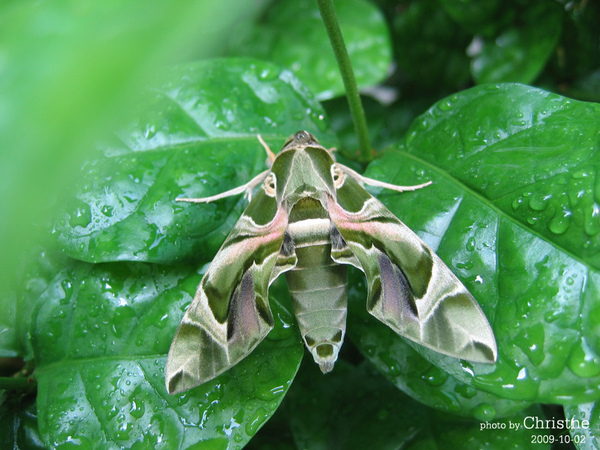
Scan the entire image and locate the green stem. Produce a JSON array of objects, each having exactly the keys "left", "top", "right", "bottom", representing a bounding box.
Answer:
[
  {"left": 316, "top": 0, "right": 372, "bottom": 162},
  {"left": 0, "top": 376, "right": 36, "bottom": 392}
]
